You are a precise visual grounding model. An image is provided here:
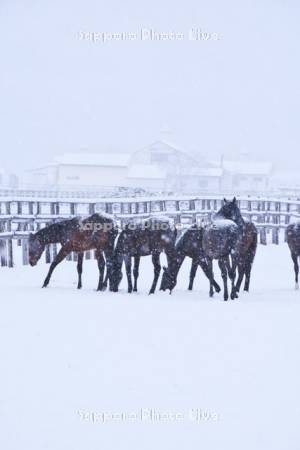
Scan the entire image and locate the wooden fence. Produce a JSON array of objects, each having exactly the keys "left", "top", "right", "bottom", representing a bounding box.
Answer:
[{"left": 1, "top": 194, "right": 300, "bottom": 267}]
